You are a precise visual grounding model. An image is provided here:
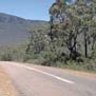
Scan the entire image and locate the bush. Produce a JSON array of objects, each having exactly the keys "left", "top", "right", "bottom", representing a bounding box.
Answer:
[{"left": 0, "top": 53, "right": 13, "bottom": 61}]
